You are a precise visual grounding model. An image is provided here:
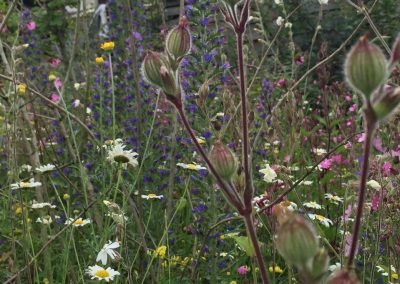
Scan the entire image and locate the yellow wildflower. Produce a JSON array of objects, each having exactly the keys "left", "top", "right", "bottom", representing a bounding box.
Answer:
[
  {"left": 100, "top": 41, "right": 115, "bottom": 51},
  {"left": 155, "top": 245, "right": 167, "bottom": 259},
  {"left": 48, "top": 74, "right": 56, "bottom": 81},
  {"left": 96, "top": 57, "right": 105, "bottom": 64},
  {"left": 17, "top": 83, "right": 26, "bottom": 94},
  {"left": 15, "top": 207, "right": 22, "bottom": 215},
  {"left": 269, "top": 265, "right": 284, "bottom": 274}
]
